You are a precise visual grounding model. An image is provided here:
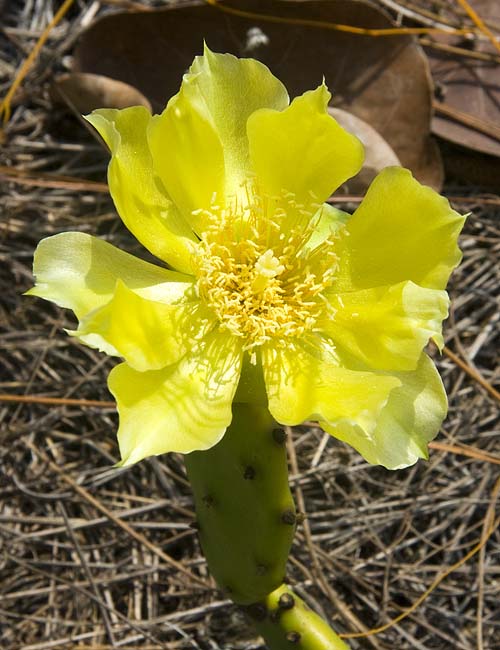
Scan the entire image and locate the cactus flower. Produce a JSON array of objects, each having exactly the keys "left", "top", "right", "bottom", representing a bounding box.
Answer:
[{"left": 29, "top": 47, "right": 465, "bottom": 469}]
